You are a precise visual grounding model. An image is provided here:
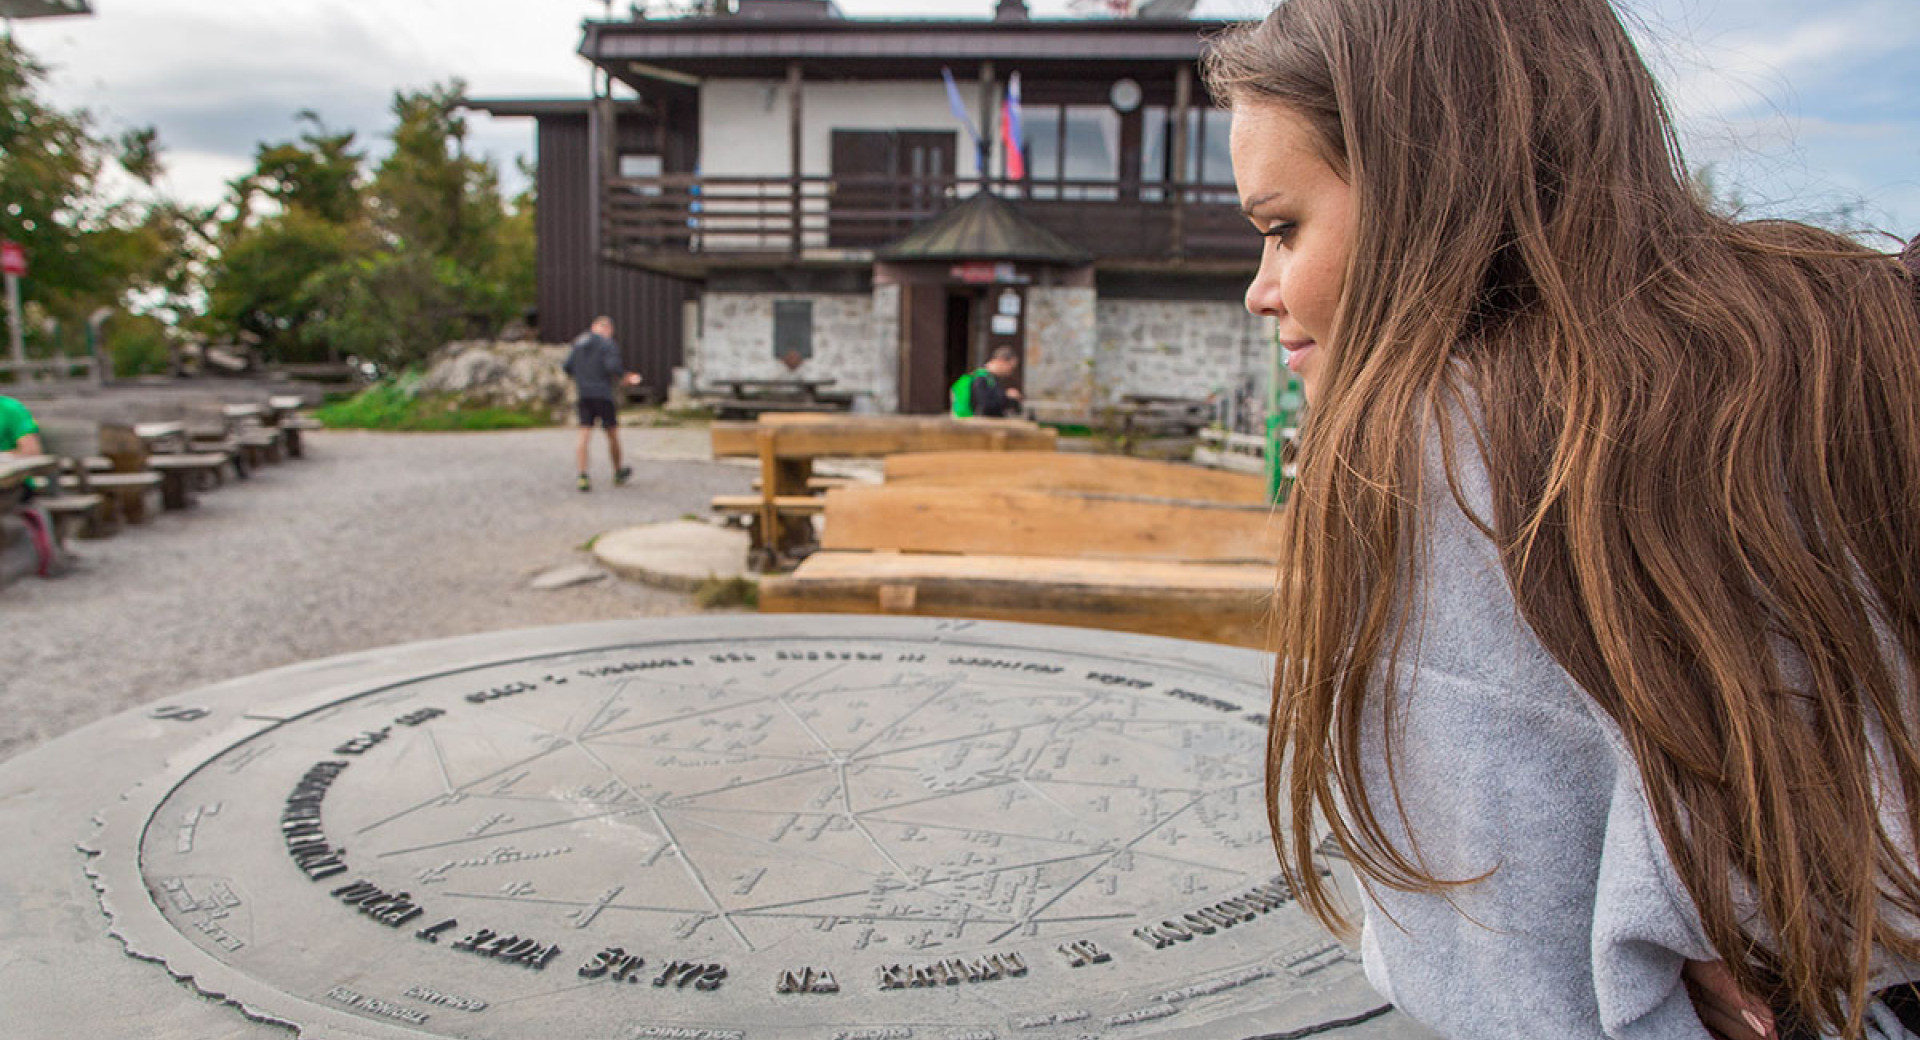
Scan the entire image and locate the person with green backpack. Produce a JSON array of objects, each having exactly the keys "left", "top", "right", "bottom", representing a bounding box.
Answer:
[{"left": 949, "top": 346, "right": 1023, "bottom": 418}]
